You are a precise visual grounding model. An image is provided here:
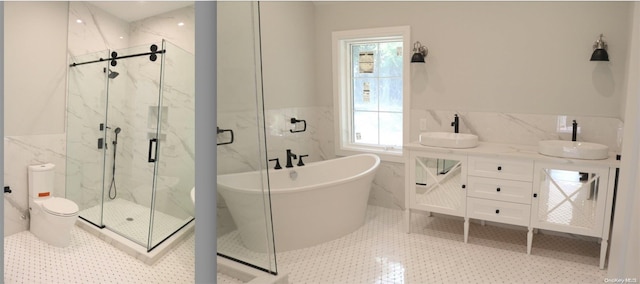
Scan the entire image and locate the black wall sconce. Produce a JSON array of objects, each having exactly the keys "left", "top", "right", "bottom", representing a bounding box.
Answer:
[
  {"left": 411, "top": 41, "right": 428, "bottom": 63},
  {"left": 590, "top": 34, "right": 609, "bottom": 62}
]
